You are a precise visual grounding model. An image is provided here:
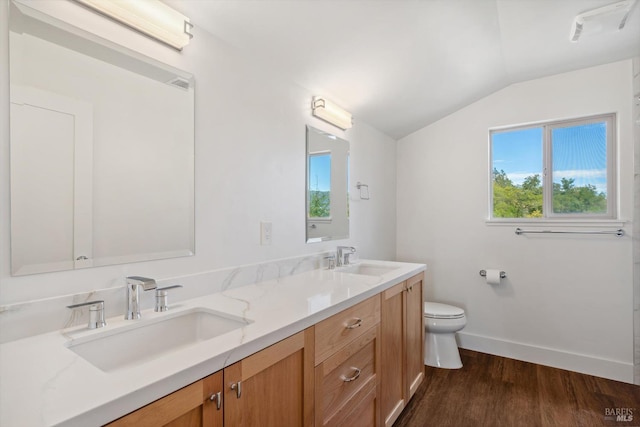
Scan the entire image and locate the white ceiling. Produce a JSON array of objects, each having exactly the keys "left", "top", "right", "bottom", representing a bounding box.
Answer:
[{"left": 169, "top": 0, "right": 640, "bottom": 139}]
